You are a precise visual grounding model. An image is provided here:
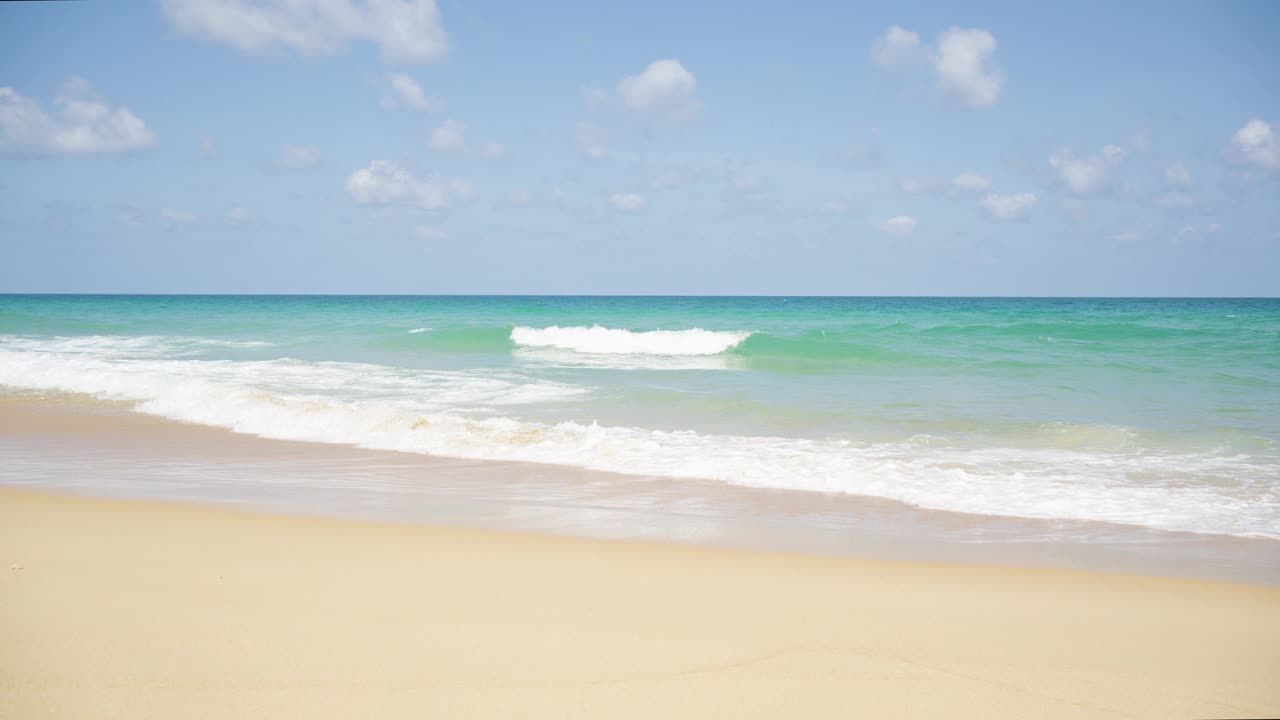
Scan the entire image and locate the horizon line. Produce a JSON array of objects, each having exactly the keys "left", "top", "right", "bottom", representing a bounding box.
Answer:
[{"left": 2, "top": 292, "right": 1278, "bottom": 300}]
